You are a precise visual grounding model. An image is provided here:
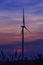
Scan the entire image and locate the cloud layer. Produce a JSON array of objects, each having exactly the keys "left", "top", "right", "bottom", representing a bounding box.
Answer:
[{"left": 0, "top": 0, "right": 43, "bottom": 57}]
